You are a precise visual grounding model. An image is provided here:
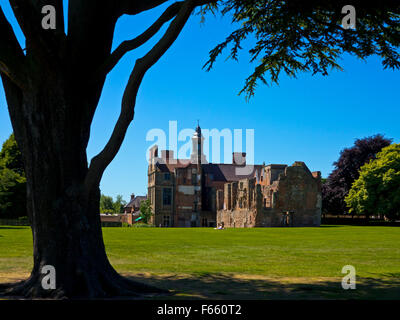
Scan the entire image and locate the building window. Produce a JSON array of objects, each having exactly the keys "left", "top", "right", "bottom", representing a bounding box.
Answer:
[
  {"left": 261, "top": 176, "right": 263, "bottom": 182},
  {"left": 163, "top": 188, "right": 172, "bottom": 205},
  {"left": 164, "top": 173, "right": 171, "bottom": 180},
  {"left": 201, "top": 217, "right": 208, "bottom": 227},
  {"left": 192, "top": 173, "right": 197, "bottom": 184},
  {"left": 193, "top": 201, "right": 198, "bottom": 212},
  {"left": 163, "top": 215, "right": 170, "bottom": 227}
]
